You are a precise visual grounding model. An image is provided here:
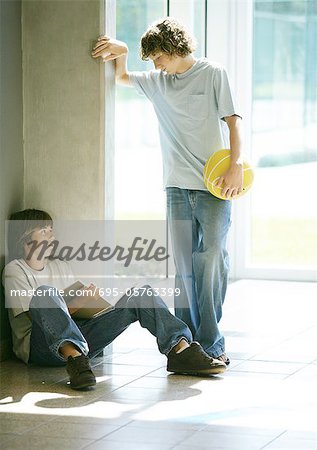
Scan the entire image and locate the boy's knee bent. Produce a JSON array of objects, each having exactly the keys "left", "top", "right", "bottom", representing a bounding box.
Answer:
[
  {"left": 125, "top": 284, "right": 152, "bottom": 307},
  {"left": 30, "top": 285, "right": 65, "bottom": 309}
]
